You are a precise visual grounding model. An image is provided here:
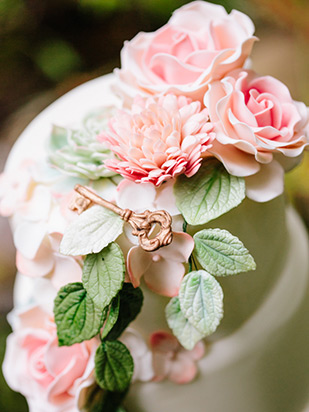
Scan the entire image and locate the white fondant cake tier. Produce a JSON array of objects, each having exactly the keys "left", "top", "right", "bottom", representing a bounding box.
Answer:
[
  {"left": 126, "top": 207, "right": 309, "bottom": 412},
  {"left": 5, "top": 74, "right": 309, "bottom": 412}
]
